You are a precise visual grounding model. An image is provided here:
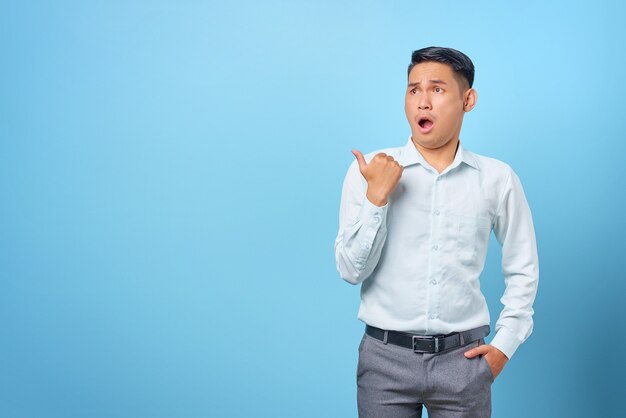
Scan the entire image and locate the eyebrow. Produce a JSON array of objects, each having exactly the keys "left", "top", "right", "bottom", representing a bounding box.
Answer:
[{"left": 408, "top": 80, "right": 448, "bottom": 87}]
